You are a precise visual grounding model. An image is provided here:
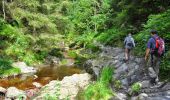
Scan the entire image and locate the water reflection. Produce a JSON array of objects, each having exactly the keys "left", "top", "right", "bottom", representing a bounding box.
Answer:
[{"left": 0, "top": 66, "right": 81, "bottom": 90}]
